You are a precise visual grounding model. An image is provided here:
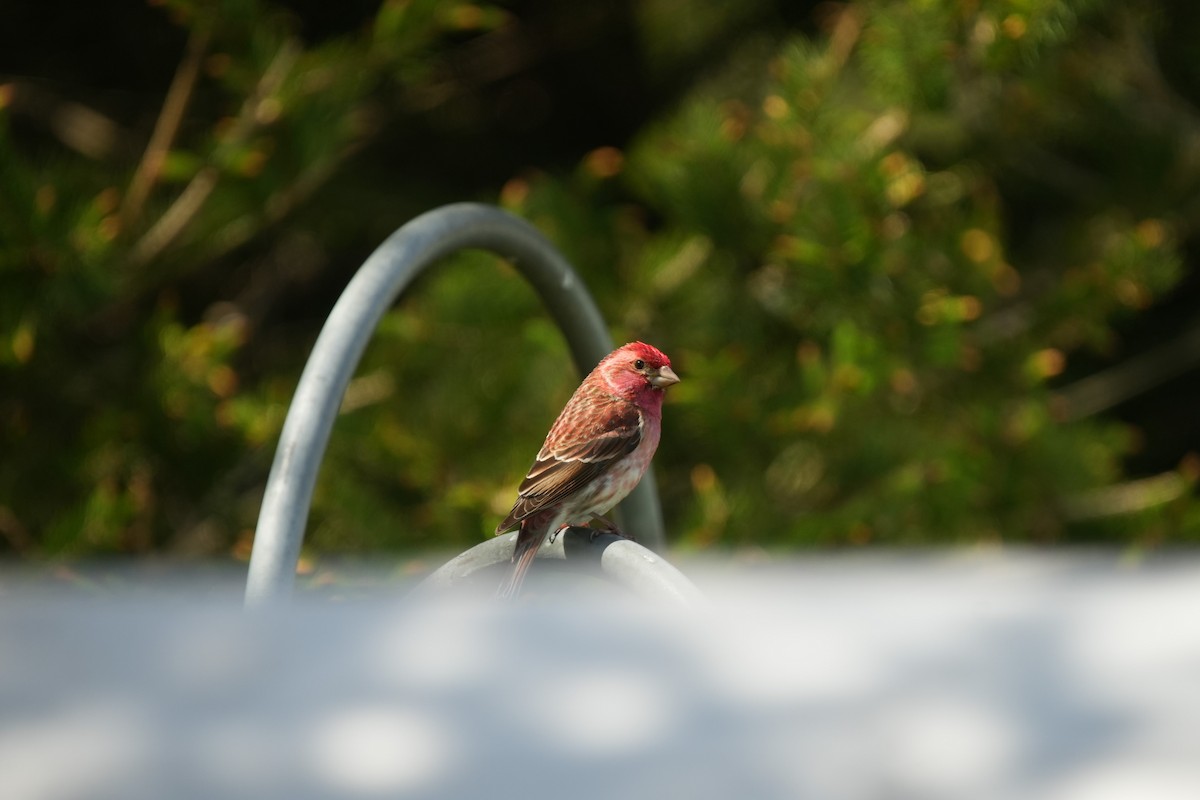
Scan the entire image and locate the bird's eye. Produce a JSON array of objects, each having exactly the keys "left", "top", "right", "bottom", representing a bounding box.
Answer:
[{"left": 634, "top": 359, "right": 645, "bottom": 370}]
